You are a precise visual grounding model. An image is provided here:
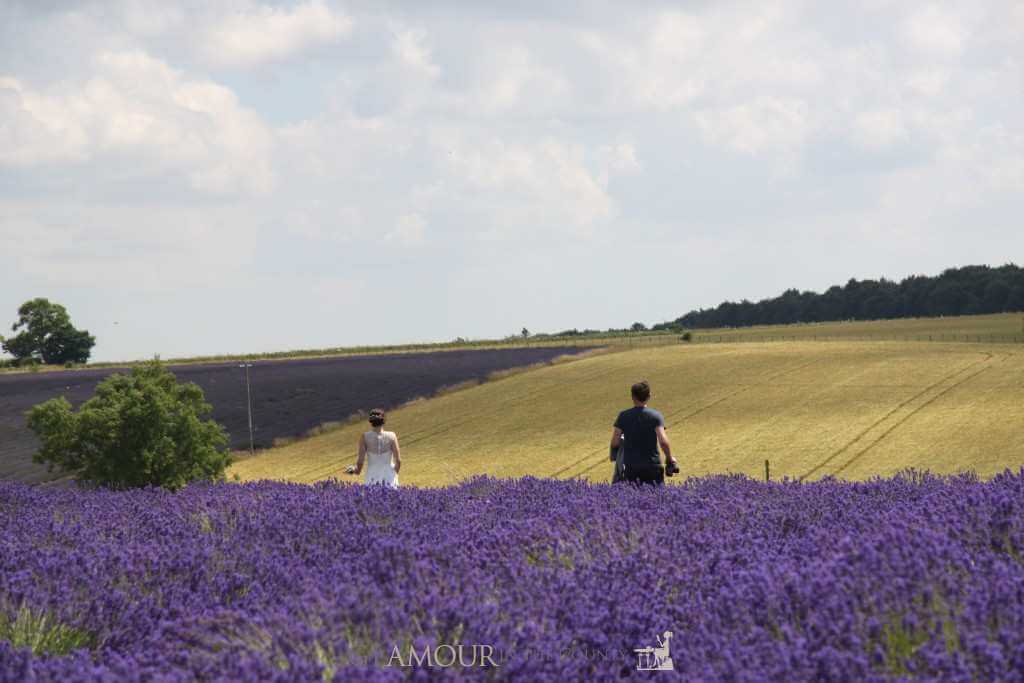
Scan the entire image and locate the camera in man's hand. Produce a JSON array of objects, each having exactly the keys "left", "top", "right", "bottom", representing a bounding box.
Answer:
[{"left": 665, "top": 459, "right": 680, "bottom": 477}]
